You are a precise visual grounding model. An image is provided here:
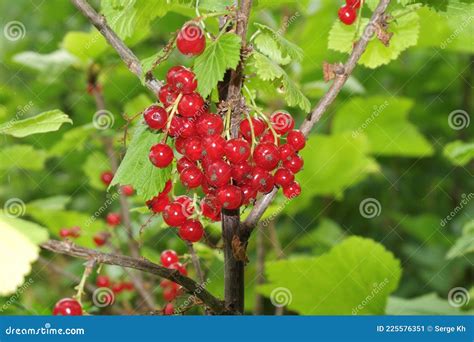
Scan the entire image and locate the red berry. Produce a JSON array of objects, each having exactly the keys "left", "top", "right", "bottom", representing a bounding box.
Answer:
[
  {"left": 338, "top": 5, "right": 357, "bottom": 25},
  {"left": 206, "top": 160, "right": 232, "bottom": 187},
  {"left": 122, "top": 282, "right": 134, "bottom": 291},
  {"left": 163, "top": 202, "right": 187, "bottom": 226},
  {"left": 179, "top": 220, "right": 204, "bottom": 242},
  {"left": 196, "top": 113, "right": 223, "bottom": 136},
  {"left": 260, "top": 130, "right": 280, "bottom": 145},
  {"left": 240, "top": 117, "right": 266, "bottom": 140},
  {"left": 282, "top": 181, "right": 301, "bottom": 198},
  {"left": 96, "top": 275, "right": 110, "bottom": 288},
  {"left": 201, "top": 178, "right": 216, "bottom": 196},
  {"left": 144, "top": 105, "right": 167, "bottom": 130},
  {"left": 159, "top": 84, "right": 178, "bottom": 107},
  {"left": 163, "top": 286, "right": 178, "bottom": 301},
  {"left": 100, "top": 171, "right": 114, "bottom": 186},
  {"left": 201, "top": 196, "right": 221, "bottom": 221},
  {"left": 287, "top": 130, "right": 306, "bottom": 151},
  {"left": 169, "top": 69, "right": 197, "bottom": 94},
  {"left": 270, "top": 111, "right": 294, "bottom": 135},
  {"left": 106, "top": 213, "right": 121, "bottom": 226},
  {"left": 283, "top": 154, "right": 304, "bottom": 173},
  {"left": 180, "top": 165, "right": 203, "bottom": 189},
  {"left": 169, "top": 115, "right": 184, "bottom": 138},
  {"left": 180, "top": 118, "right": 196, "bottom": 138},
  {"left": 53, "top": 298, "right": 82, "bottom": 316},
  {"left": 68, "top": 226, "right": 81, "bottom": 238},
  {"left": 161, "top": 249, "right": 179, "bottom": 267},
  {"left": 177, "top": 156, "right": 196, "bottom": 173},
  {"left": 175, "top": 136, "right": 187, "bottom": 155},
  {"left": 160, "top": 279, "right": 179, "bottom": 290},
  {"left": 166, "top": 66, "right": 186, "bottom": 84},
  {"left": 202, "top": 135, "right": 225, "bottom": 160},
  {"left": 93, "top": 232, "right": 108, "bottom": 247},
  {"left": 121, "top": 185, "right": 134, "bottom": 196},
  {"left": 149, "top": 195, "right": 170, "bottom": 213},
  {"left": 175, "top": 196, "right": 195, "bottom": 216},
  {"left": 184, "top": 136, "right": 204, "bottom": 161},
  {"left": 274, "top": 168, "right": 295, "bottom": 188},
  {"left": 177, "top": 23, "right": 206, "bottom": 56},
  {"left": 253, "top": 142, "right": 280, "bottom": 171},
  {"left": 251, "top": 167, "right": 274, "bottom": 193},
  {"left": 225, "top": 138, "right": 251, "bottom": 164},
  {"left": 231, "top": 161, "right": 252, "bottom": 184},
  {"left": 59, "top": 228, "right": 70, "bottom": 238},
  {"left": 241, "top": 184, "right": 258, "bottom": 205},
  {"left": 217, "top": 185, "right": 243, "bottom": 210},
  {"left": 112, "top": 283, "right": 125, "bottom": 294},
  {"left": 346, "top": 0, "right": 361, "bottom": 9},
  {"left": 150, "top": 143, "right": 174, "bottom": 168},
  {"left": 164, "top": 303, "right": 174, "bottom": 315},
  {"left": 279, "top": 143, "right": 296, "bottom": 161},
  {"left": 168, "top": 262, "right": 187, "bottom": 276},
  {"left": 178, "top": 93, "right": 206, "bottom": 117}
]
